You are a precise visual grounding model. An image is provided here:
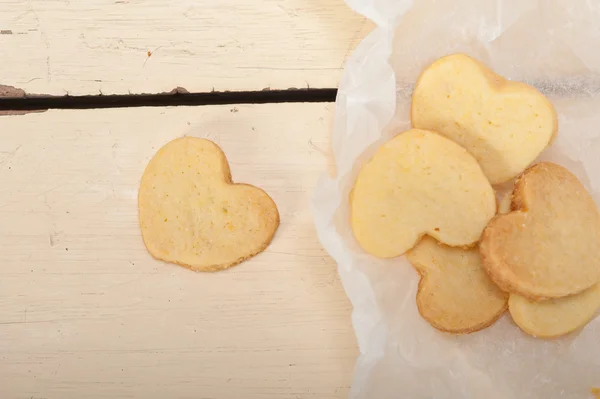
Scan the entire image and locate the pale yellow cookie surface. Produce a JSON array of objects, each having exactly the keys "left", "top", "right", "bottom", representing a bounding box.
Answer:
[
  {"left": 412, "top": 53, "right": 557, "bottom": 184},
  {"left": 498, "top": 191, "right": 600, "bottom": 338},
  {"left": 508, "top": 284, "right": 600, "bottom": 339},
  {"left": 407, "top": 236, "right": 508, "bottom": 334},
  {"left": 481, "top": 162, "right": 600, "bottom": 299},
  {"left": 138, "top": 137, "right": 280, "bottom": 271},
  {"left": 351, "top": 129, "right": 496, "bottom": 258}
]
